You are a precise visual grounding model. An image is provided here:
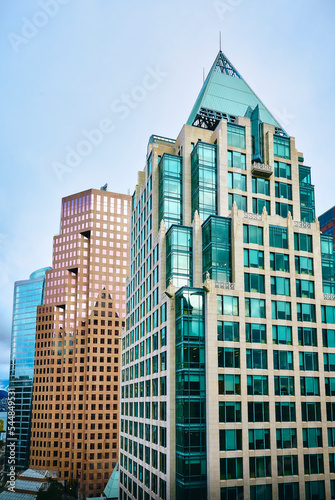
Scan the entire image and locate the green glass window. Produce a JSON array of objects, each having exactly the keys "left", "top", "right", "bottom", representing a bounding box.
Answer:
[
  {"left": 252, "top": 177, "right": 269, "bottom": 195},
  {"left": 245, "top": 298, "right": 266, "bottom": 318},
  {"left": 228, "top": 172, "right": 246, "bottom": 190},
  {"left": 300, "top": 377, "right": 319, "bottom": 396},
  {"left": 328, "top": 427, "right": 335, "bottom": 446},
  {"left": 218, "top": 347, "right": 240, "bottom": 368},
  {"left": 324, "top": 353, "right": 335, "bottom": 371},
  {"left": 324, "top": 329, "right": 335, "bottom": 347},
  {"left": 219, "top": 429, "right": 242, "bottom": 451},
  {"left": 228, "top": 193, "right": 247, "bottom": 211},
  {"left": 270, "top": 252, "right": 289, "bottom": 272},
  {"left": 298, "top": 327, "right": 317, "bottom": 346},
  {"left": 276, "top": 428, "right": 297, "bottom": 448},
  {"left": 220, "top": 457, "right": 243, "bottom": 480},
  {"left": 244, "top": 249, "right": 264, "bottom": 269},
  {"left": 278, "top": 483, "right": 299, "bottom": 500},
  {"left": 243, "top": 225, "right": 263, "bottom": 245},
  {"left": 274, "top": 161, "right": 291, "bottom": 179},
  {"left": 274, "top": 376, "right": 294, "bottom": 396},
  {"left": 303, "top": 428, "right": 322, "bottom": 448},
  {"left": 295, "top": 255, "right": 313, "bottom": 275},
  {"left": 294, "top": 232, "right": 313, "bottom": 252},
  {"left": 228, "top": 150, "right": 246, "bottom": 169},
  {"left": 275, "top": 181, "right": 292, "bottom": 200},
  {"left": 275, "top": 402, "right": 296, "bottom": 422},
  {"left": 273, "top": 136, "right": 290, "bottom": 159},
  {"left": 296, "top": 279, "right": 315, "bottom": 298},
  {"left": 246, "top": 349, "right": 267, "bottom": 369},
  {"left": 273, "top": 350, "right": 293, "bottom": 370},
  {"left": 250, "top": 485, "right": 272, "bottom": 500},
  {"left": 246, "top": 323, "right": 266, "bottom": 343},
  {"left": 245, "top": 273, "right": 265, "bottom": 293},
  {"left": 249, "top": 456, "right": 271, "bottom": 478},
  {"left": 202, "top": 216, "right": 232, "bottom": 282},
  {"left": 191, "top": 141, "right": 217, "bottom": 220},
  {"left": 252, "top": 197, "right": 271, "bottom": 215},
  {"left": 247, "top": 375, "right": 268, "bottom": 395},
  {"left": 322, "top": 306, "right": 335, "bottom": 324},
  {"left": 272, "top": 325, "right": 292, "bottom": 345},
  {"left": 166, "top": 225, "right": 192, "bottom": 288},
  {"left": 299, "top": 352, "right": 318, "bottom": 371},
  {"left": 219, "top": 402, "right": 241, "bottom": 423},
  {"left": 275, "top": 202, "right": 293, "bottom": 218},
  {"left": 271, "top": 276, "right": 290, "bottom": 296},
  {"left": 218, "top": 374, "right": 240, "bottom": 395},
  {"left": 158, "top": 154, "right": 182, "bottom": 228},
  {"left": 217, "top": 321, "right": 239, "bottom": 341},
  {"left": 248, "top": 402, "right": 269, "bottom": 422},
  {"left": 272, "top": 300, "right": 291, "bottom": 320},
  {"left": 302, "top": 402, "right": 321, "bottom": 421},
  {"left": 249, "top": 429, "right": 270, "bottom": 450},
  {"left": 220, "top": 487, "right": 244, "bottom": 500},
  {"left": 297, "top": 303, "right": 316, "bottom": 322},
  {"left": 227, "top": 123, "right": 246, "bottom": 149},
  {"left": 326, "top": 377, "right": 335, "bottom": 396},
  {"left": 269, "top": 225, "right": 288, "bottom": 248},
  {"left": 217, "top": 295, "right": 239, "bottom": 316},
  {"left": 330, "top": 454, "right": 335, "bottom": 474},
  {"left": 277, "top": 455, "right": 298, "bottom": 476},
  {"left": 304, "top": 454, "right": 324, "bottom": 475}
]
